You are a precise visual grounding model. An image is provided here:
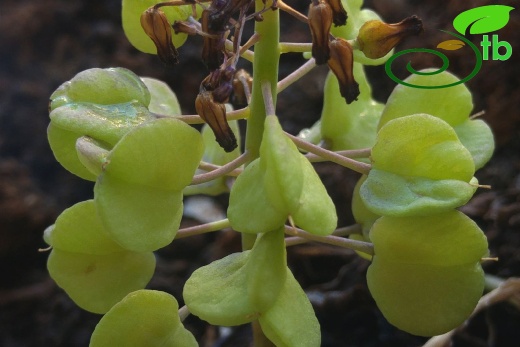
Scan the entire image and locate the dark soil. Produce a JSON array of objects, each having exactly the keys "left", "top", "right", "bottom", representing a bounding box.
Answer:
[{"left": 1, "top": 0, "right": 519, "bottom": 346}]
